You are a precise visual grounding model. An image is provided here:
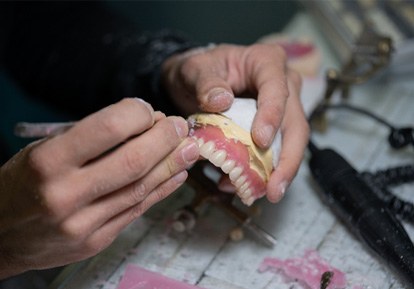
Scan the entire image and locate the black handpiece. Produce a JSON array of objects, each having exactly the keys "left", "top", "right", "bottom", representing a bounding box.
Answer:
[{"left": 308, "top": 146, "right": 414, "bottom": 285}]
